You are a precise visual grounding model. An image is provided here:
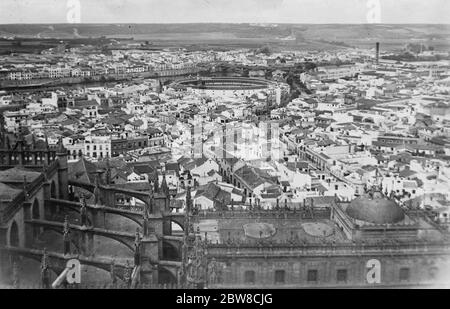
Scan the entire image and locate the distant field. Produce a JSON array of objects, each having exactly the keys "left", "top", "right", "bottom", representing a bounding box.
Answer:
[{"left": 0, "top": 23, "right": 449, "bottom": 51}]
